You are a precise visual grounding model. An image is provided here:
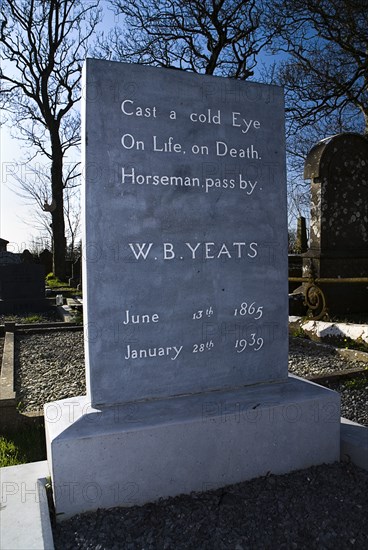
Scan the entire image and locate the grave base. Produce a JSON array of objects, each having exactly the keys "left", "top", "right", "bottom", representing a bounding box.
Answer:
[{"left": 45, "top": 375, "right": 340, "bottom": 520}]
